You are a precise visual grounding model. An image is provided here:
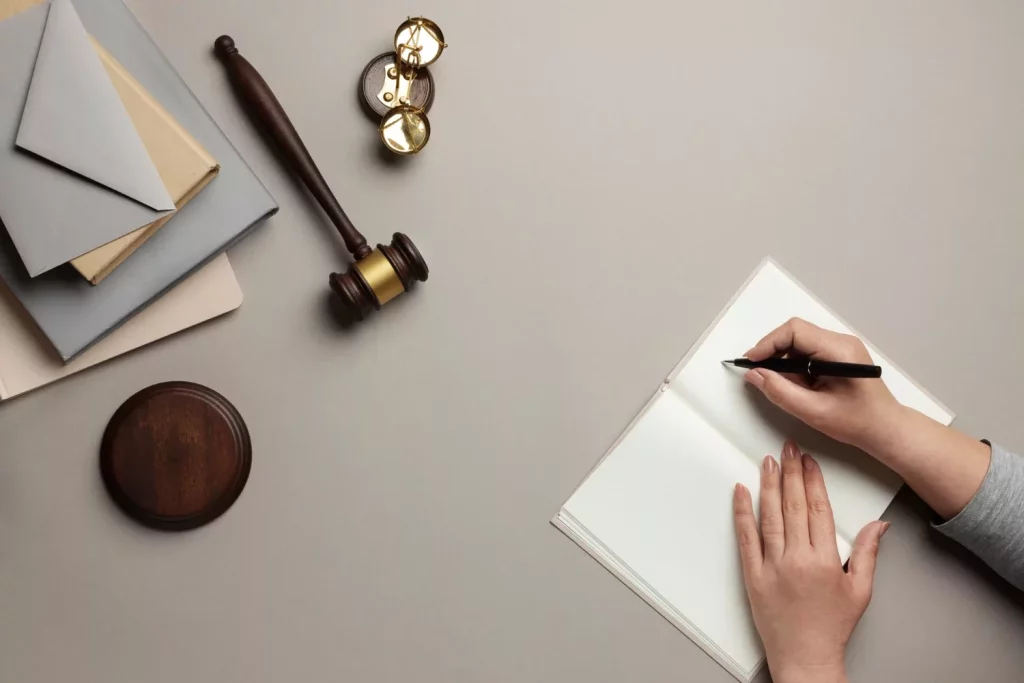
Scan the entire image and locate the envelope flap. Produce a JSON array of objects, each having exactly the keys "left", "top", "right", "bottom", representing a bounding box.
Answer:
[{"left": 14, "top": 0, "right": 174, "bottom": 211}]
